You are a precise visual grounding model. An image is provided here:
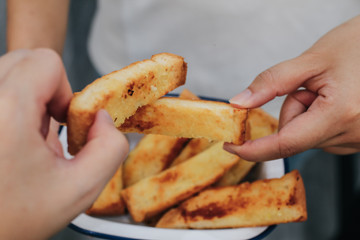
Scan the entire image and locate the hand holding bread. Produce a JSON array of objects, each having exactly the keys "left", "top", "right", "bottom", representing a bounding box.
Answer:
[{"left": 67, "top": 53, "right": 248, "bottom": 154}]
